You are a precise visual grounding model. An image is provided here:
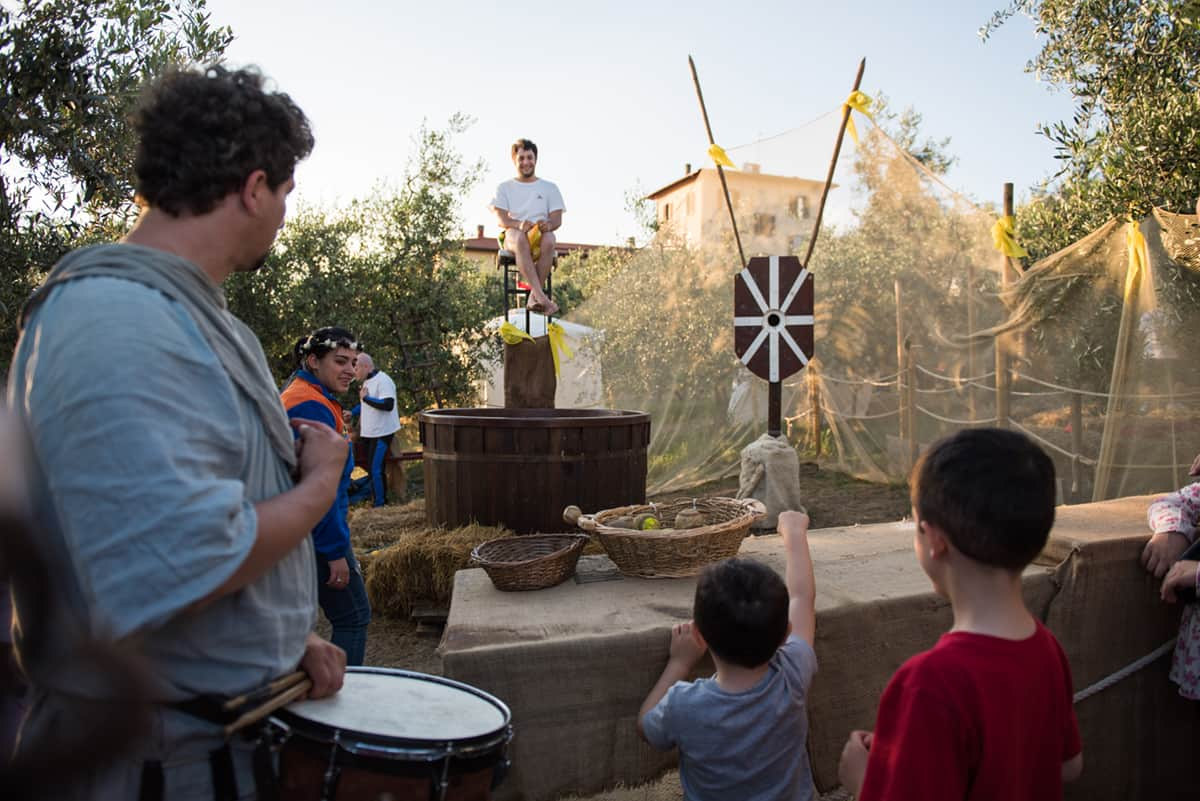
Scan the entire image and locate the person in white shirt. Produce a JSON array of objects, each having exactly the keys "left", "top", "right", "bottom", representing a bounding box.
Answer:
[
  {"left": 491, "top": 138, "right": 565, "bottom": 316},
  {"left": 352, "top": 353, "right": 401, "bottom": 507}
]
